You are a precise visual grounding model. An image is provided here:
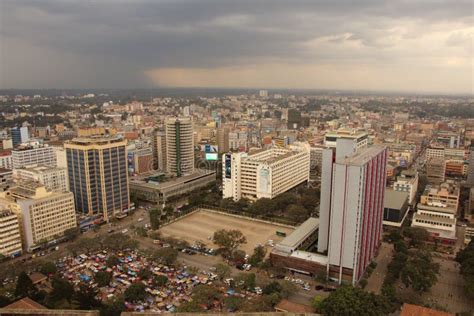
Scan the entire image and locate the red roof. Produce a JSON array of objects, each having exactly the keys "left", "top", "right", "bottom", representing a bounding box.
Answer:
[
  {"left": 400, "top": 303, "right": 454, "bottom": 316},
  {"left": 275, "top": 299, "right": 314, "bottom": 313},
  {"left": 3, "top": 297, "right": 47, "bottom": 310}
]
